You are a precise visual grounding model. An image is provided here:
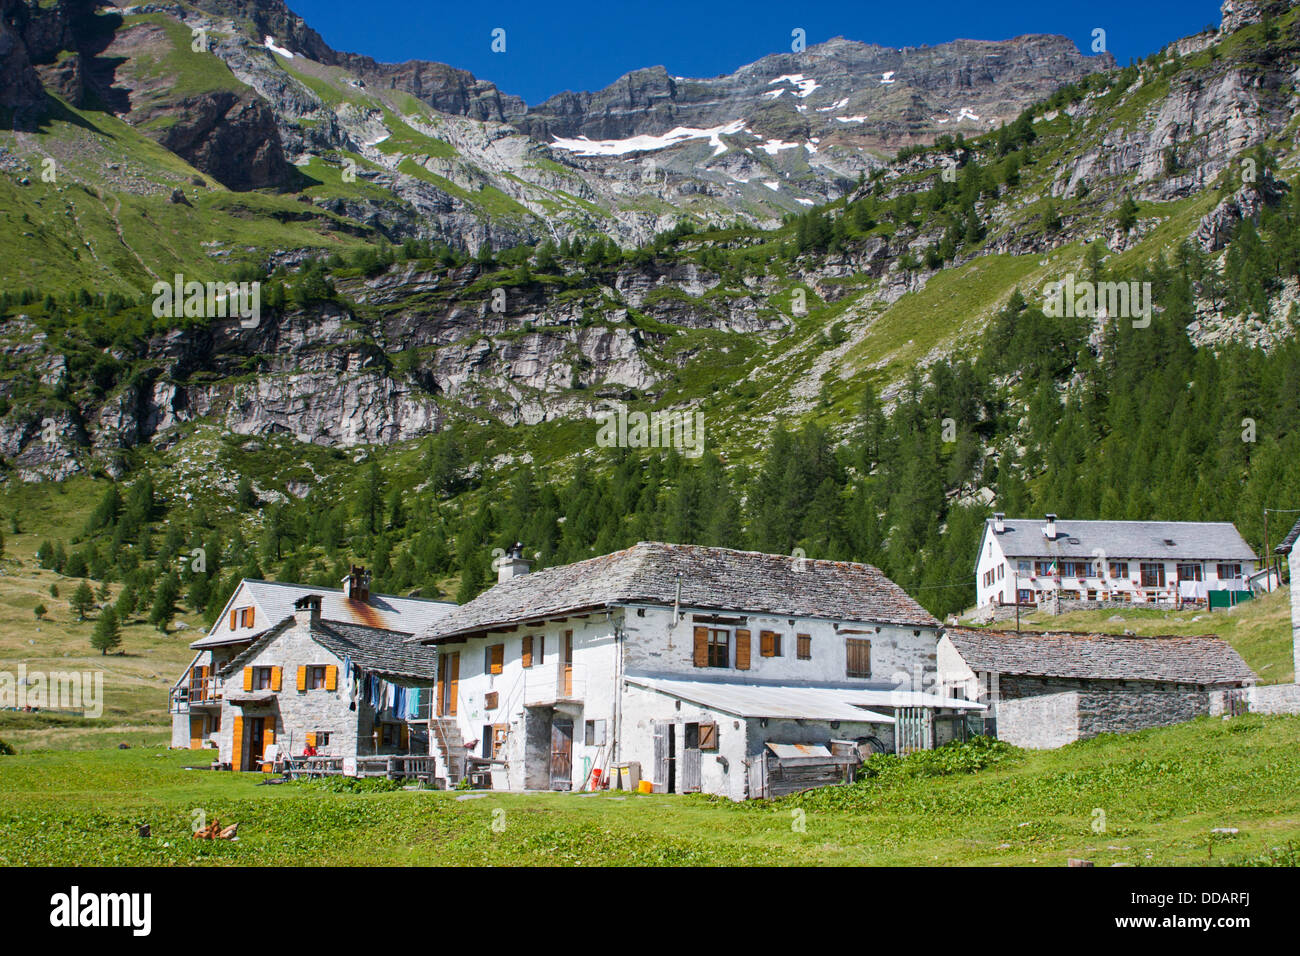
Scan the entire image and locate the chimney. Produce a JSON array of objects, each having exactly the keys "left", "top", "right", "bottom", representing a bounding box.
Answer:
[
  {"left": 993, "top": 513, "right": 1005, "bottom": 534},
  {"left": 498, "top": 542, "right": 531, "bottom": 583},
  {"left": 342, "top": 565, "right": 371, "bottom": 602},
  {"left": 293, "top": 594, "right": 321, "bottom": 626},
  {"left": 1043, "top": 514, "right": 1057, "bottom": 540}
]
